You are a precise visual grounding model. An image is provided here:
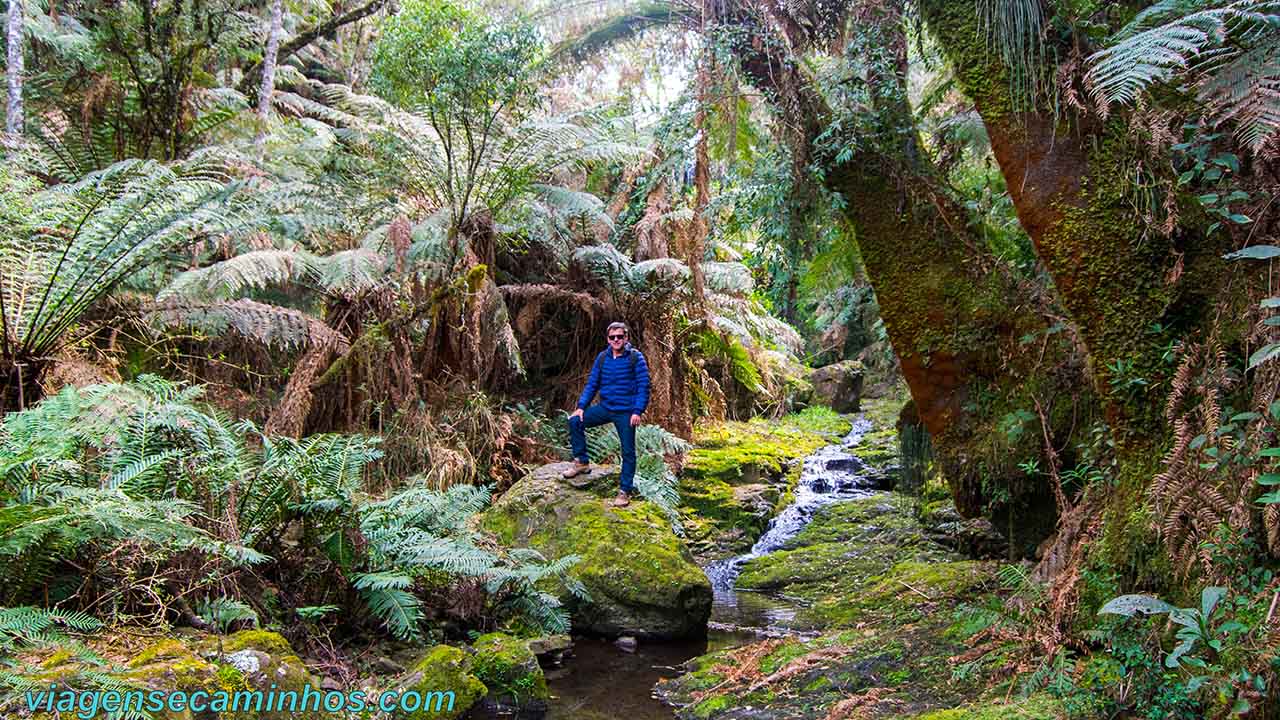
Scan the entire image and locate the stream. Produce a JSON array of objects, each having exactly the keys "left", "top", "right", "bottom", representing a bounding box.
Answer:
[{"left": 545, "top": 417, "right": 880, "bottom": 719}]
